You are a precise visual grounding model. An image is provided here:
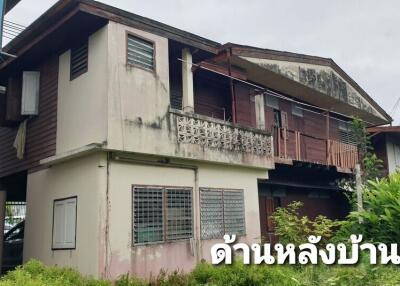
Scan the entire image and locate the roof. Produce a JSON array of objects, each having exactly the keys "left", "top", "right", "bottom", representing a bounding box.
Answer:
[
  {"left": 1, "top": 0, "right": 220, "bottom": 58},
  {"left": 221, "top": 43, "right": 391, "bottom": 123},
  {"left": 368, "top": 126, "right": 400, "bottom": 134},
  {"left": 0, "top": 0, "right": 391, "bottom": 124},
  {"left": 5, "top": 0, "right": 21, "bottom": 14}
]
